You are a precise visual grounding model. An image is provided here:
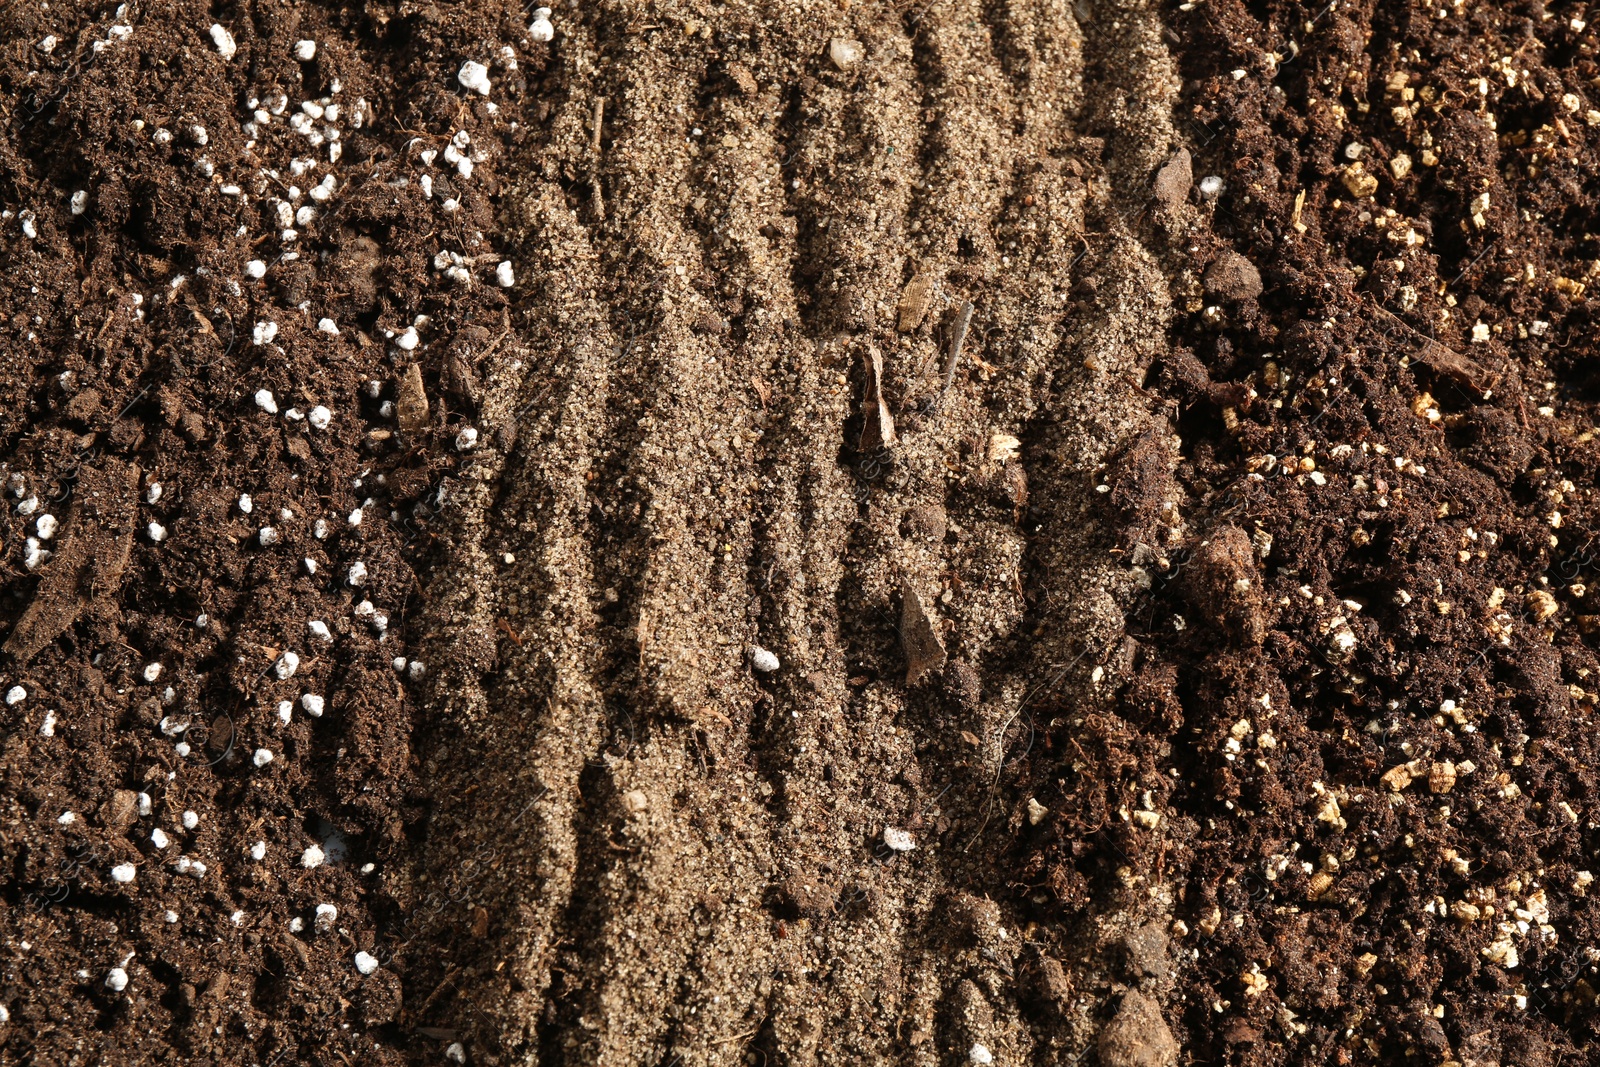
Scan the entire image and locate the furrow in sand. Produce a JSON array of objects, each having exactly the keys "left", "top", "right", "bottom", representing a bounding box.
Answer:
[{"left": 415, "top": 0, "right": 1191, "bottom": 1063}]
